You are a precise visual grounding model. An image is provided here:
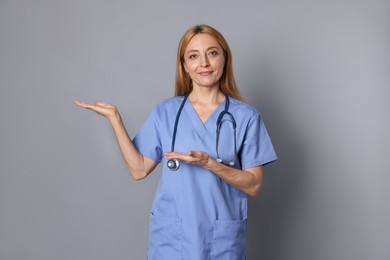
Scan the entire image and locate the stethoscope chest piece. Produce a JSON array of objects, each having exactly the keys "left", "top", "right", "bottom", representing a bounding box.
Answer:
[{"left": 167, "top": 159, "right": 180, "bottom": 171}]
